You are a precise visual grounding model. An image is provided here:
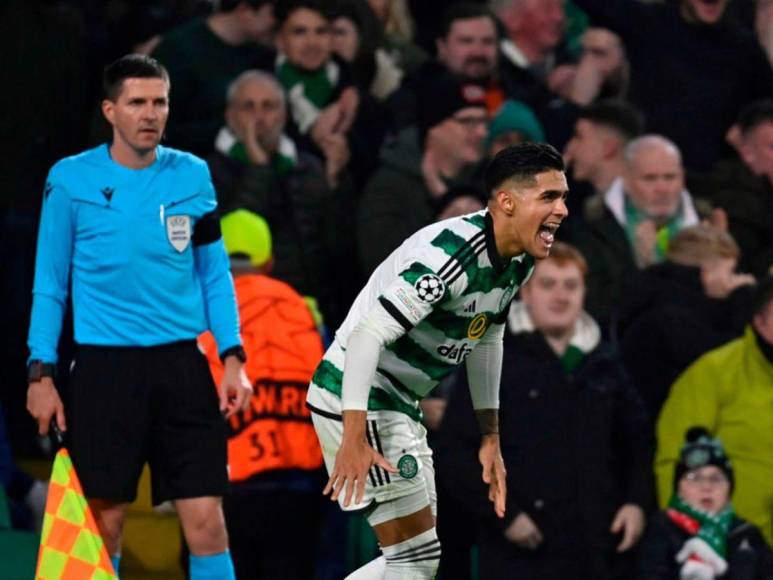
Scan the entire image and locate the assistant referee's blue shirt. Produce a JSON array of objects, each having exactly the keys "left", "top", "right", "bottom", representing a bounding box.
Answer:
[{"left": 28, "top": 144, "right": 241, "bottom": 363}]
